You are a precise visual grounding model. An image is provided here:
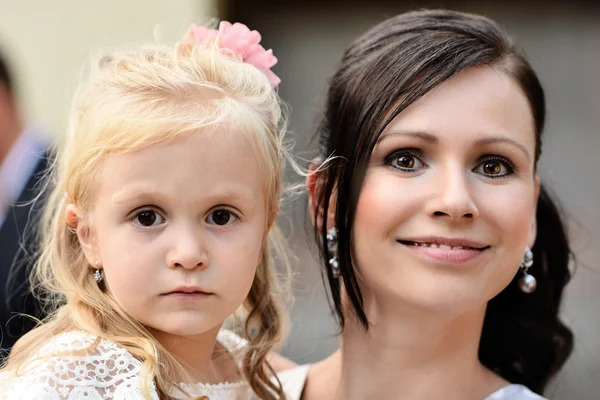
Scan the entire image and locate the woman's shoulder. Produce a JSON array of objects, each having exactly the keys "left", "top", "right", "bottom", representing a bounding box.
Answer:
[
  {"left": 485, "top": 384, "right": 547, "bottom": 400},
  {"left": 272, "top": 365, "right": 546, "bottom": 400},
  {"left": 1, "top": 330, "right": 157, "bottom": 399}
]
